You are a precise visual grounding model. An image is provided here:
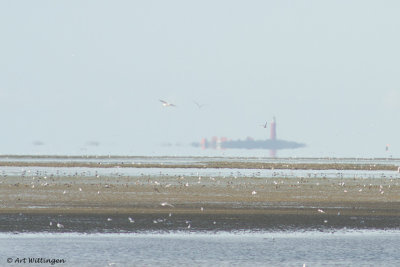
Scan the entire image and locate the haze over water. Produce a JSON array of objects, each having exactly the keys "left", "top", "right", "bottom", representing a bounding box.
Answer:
[{"left": 1, "top": 1, "right": 400, "bottom": 158}]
